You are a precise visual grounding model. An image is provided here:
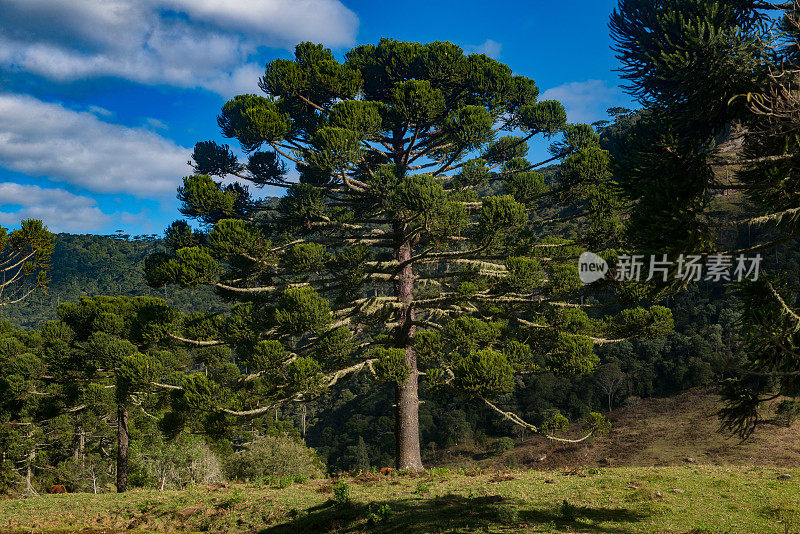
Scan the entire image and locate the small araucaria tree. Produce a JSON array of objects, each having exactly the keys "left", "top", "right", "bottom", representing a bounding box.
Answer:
[{"left": 147, "top": 40, "right": 672, "bottom": 470}]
